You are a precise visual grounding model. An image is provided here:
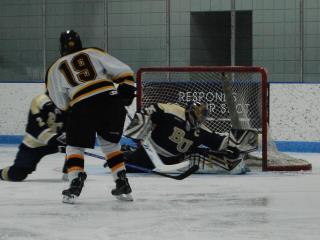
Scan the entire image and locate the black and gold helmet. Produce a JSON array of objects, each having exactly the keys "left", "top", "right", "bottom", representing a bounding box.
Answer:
[
  {"left": 59, "top": 30, "right": 82, "bottom": 56},
  {"left": 186, "top": 102, "right": 208, "bottom": 129}
]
